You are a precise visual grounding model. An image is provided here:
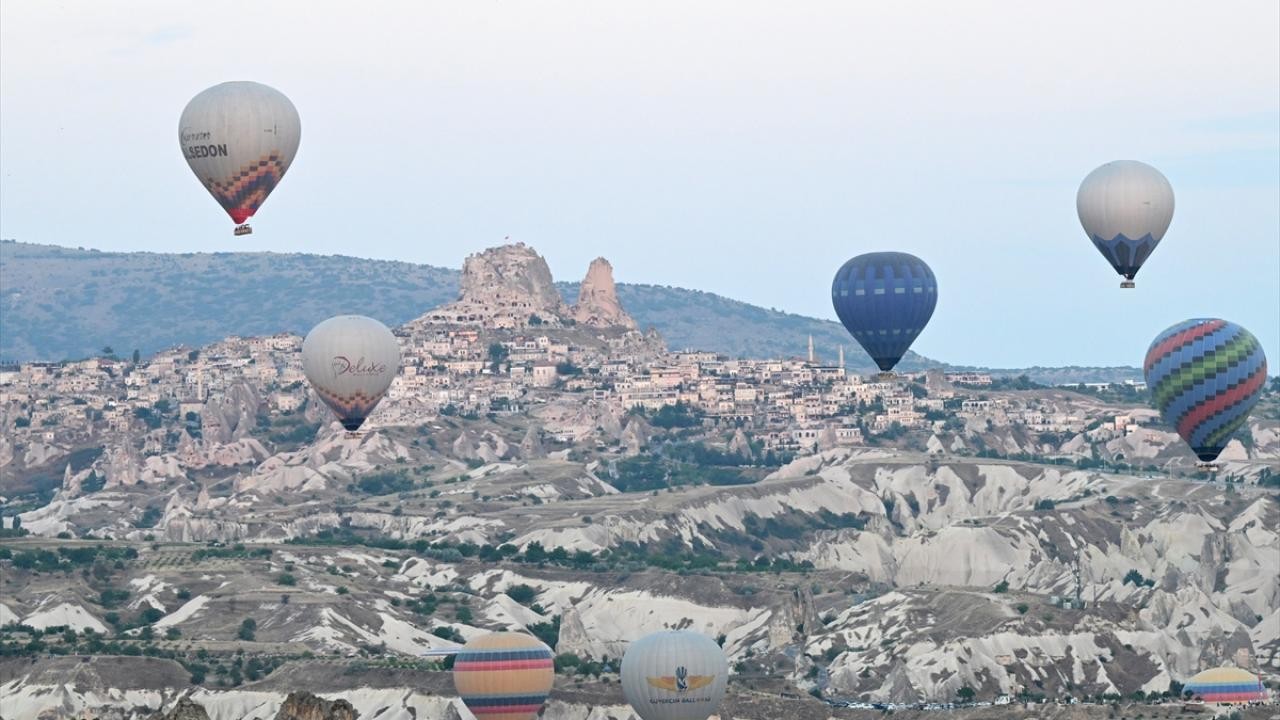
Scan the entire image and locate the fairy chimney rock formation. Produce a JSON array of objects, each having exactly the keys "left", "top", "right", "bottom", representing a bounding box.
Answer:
[
  {"left": 417, "top": 243, "right": 639, "bottom": 331},
  {"left": 571, "top": 257, "right": 636, "bottom": 329},
  {"left": 420, "top": 243, "right": 568, "bottom": 329}
]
